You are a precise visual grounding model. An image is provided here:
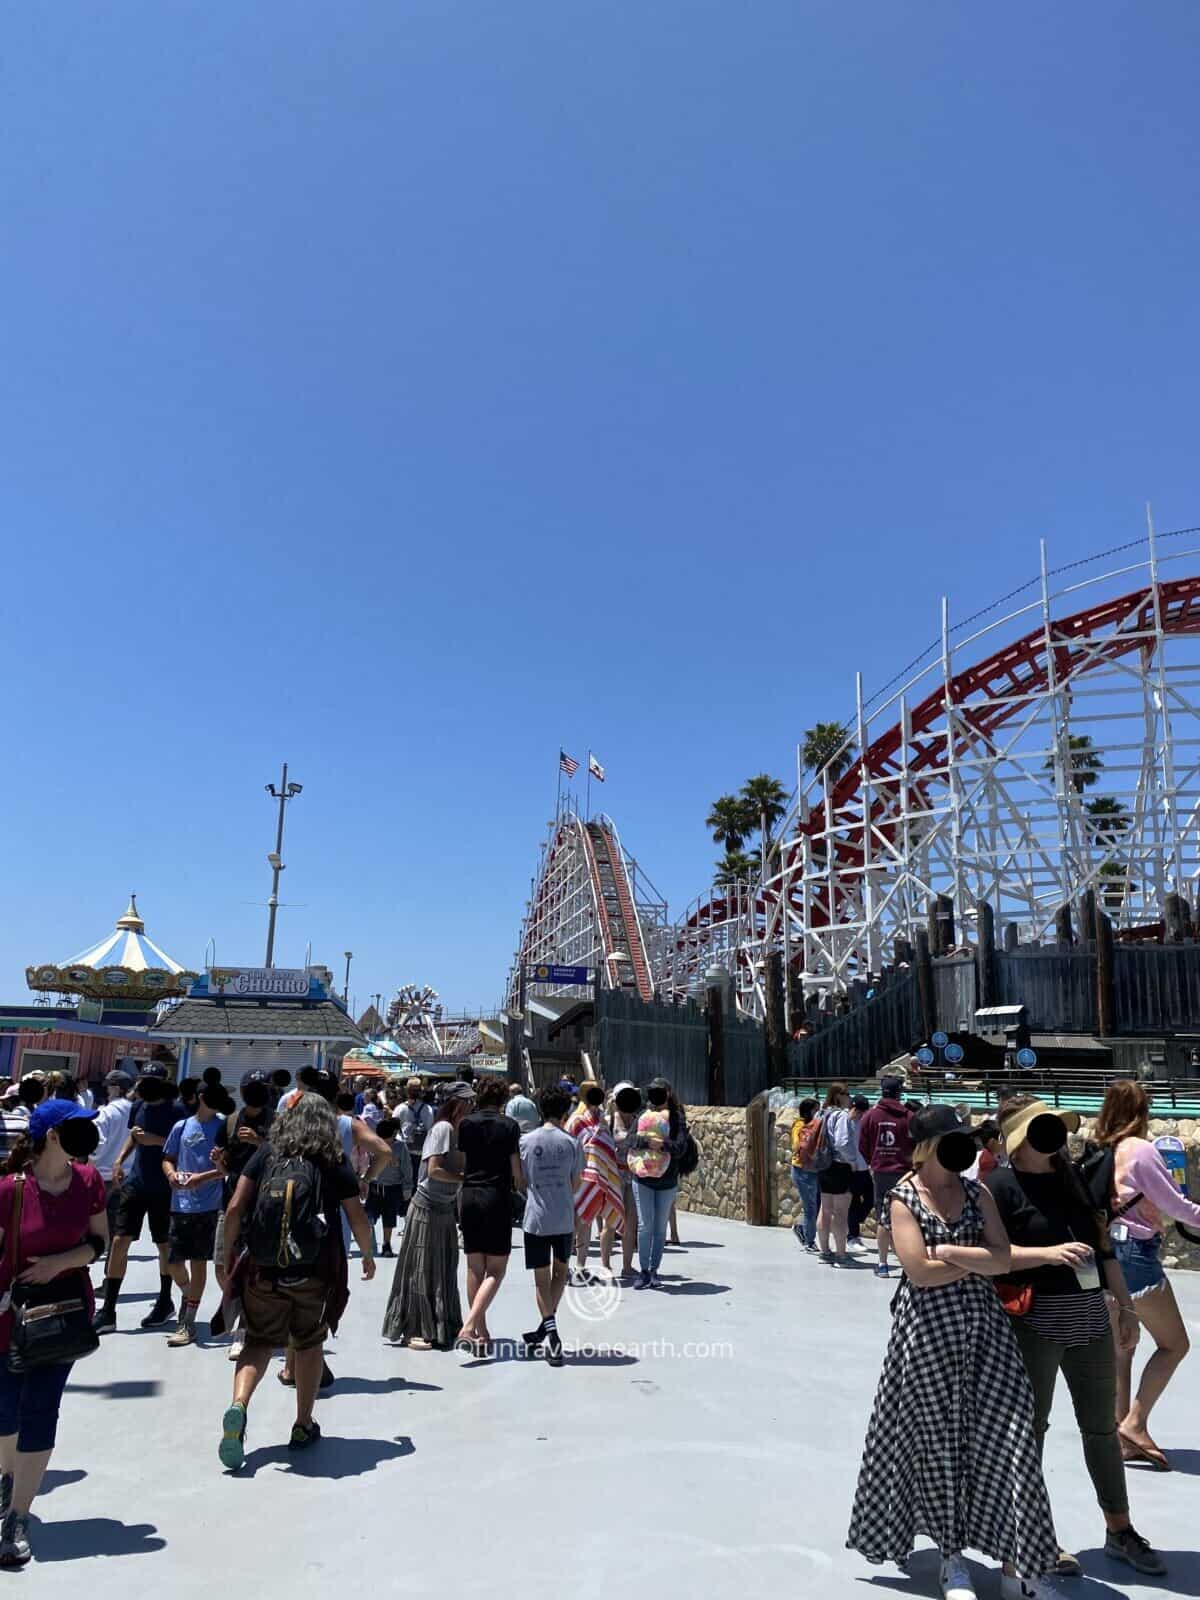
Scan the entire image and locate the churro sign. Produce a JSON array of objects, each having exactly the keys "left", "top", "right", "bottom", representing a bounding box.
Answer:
[{"left": 211, "top": 967, "right": 311, "bottom": 999}]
